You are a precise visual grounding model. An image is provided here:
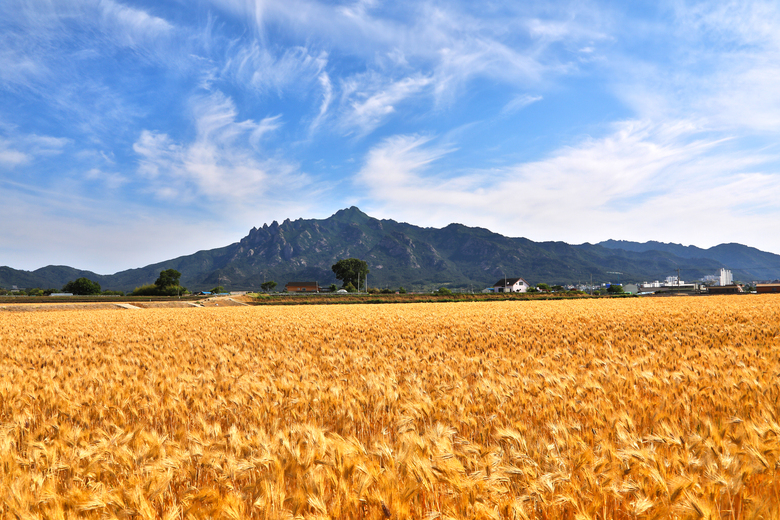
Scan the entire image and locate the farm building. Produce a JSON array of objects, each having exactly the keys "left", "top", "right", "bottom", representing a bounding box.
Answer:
[
  {"left": 285, "top": 281, "right": 320, "bottom": 293},
  {"left": 756, "top": 283, "right": 780, "bottom": 294},
  {"left": 707, "top": 284, "right": 744, "bottom": 295},
  {"left": 492, "top": 277, "right": 530, "bottom": 293}
]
